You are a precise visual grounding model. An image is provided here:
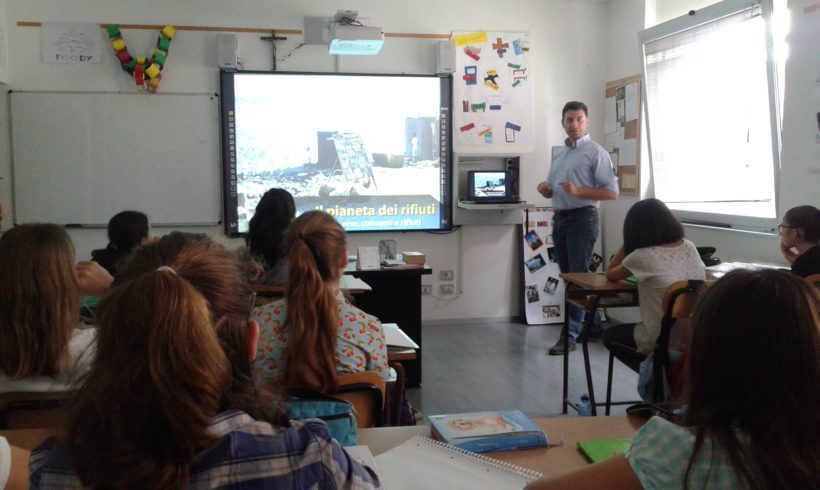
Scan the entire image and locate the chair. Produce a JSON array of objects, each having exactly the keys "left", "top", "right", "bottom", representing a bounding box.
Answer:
[
  {"left": 651, "top": 280, "right": 705, "bottom": 404},
  {"left": 272, "top": 371, "right": 386, "bottom": 429},
  {"left": 334, "top": 371, "right": 386, "bottom": 428},
  {"left": 806, "top": 274, "right": 820, "bottom": 288},
  {"left": 604, "top": 279, "right": 705, "bottom": 415},
  {"left": 0, "top": 390, "right": 77, "bottom": 429},
  {"left": 249, "top": 283, "right": 286, "bottom": 306}
]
